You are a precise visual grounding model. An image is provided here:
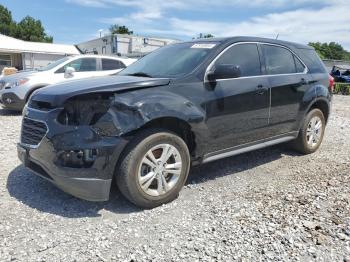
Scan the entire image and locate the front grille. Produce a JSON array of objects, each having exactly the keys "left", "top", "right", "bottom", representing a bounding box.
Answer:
[{"left": 21, "top": 118, "right": 48, "bottom": 146}]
